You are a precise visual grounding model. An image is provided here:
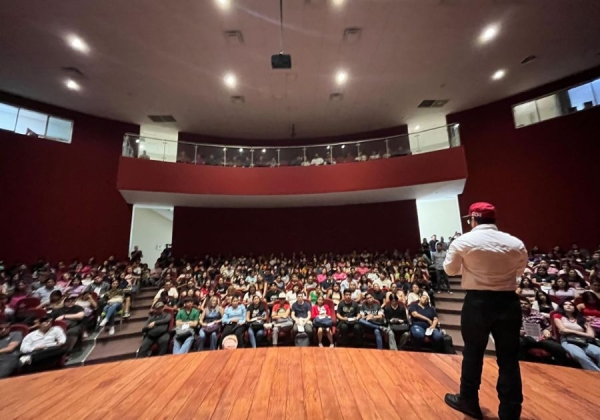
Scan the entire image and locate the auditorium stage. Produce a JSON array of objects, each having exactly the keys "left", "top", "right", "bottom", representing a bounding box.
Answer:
[{"left": 1, "top": 348, "right": 599, "bottom": 419}]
